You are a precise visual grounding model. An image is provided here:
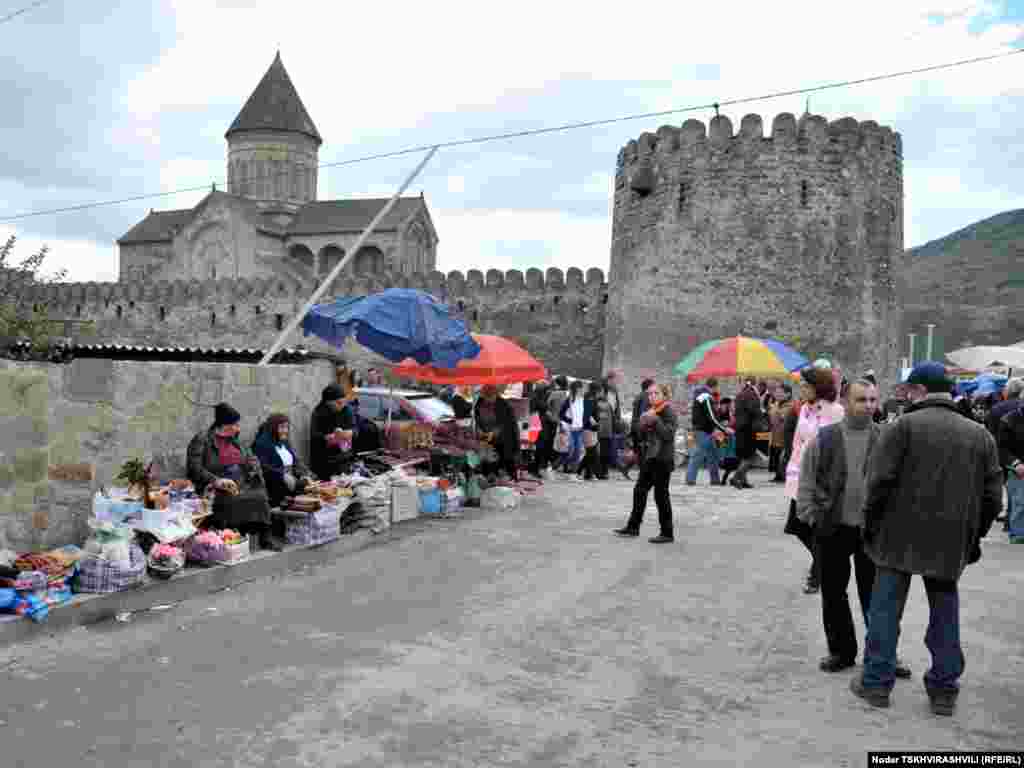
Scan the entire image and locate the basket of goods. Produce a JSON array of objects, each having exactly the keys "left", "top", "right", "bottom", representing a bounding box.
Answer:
[
  {"left": 219, "top": 529, "right": 249, "bottom": 564},
  {"left": 76, "top": 543, "right": 146, "bottom": 593},
  {"left": 284, "top": 506, "right": 340, "bottom": 546},
  {"left": 147, "top": 543, "right": 184, "bottom": 579},
  {"left": 183, "top": 530, "right": 227, "bottom": 566},
  {"left": 288, "top": 495, "right": 322, "bottom": 513}
]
